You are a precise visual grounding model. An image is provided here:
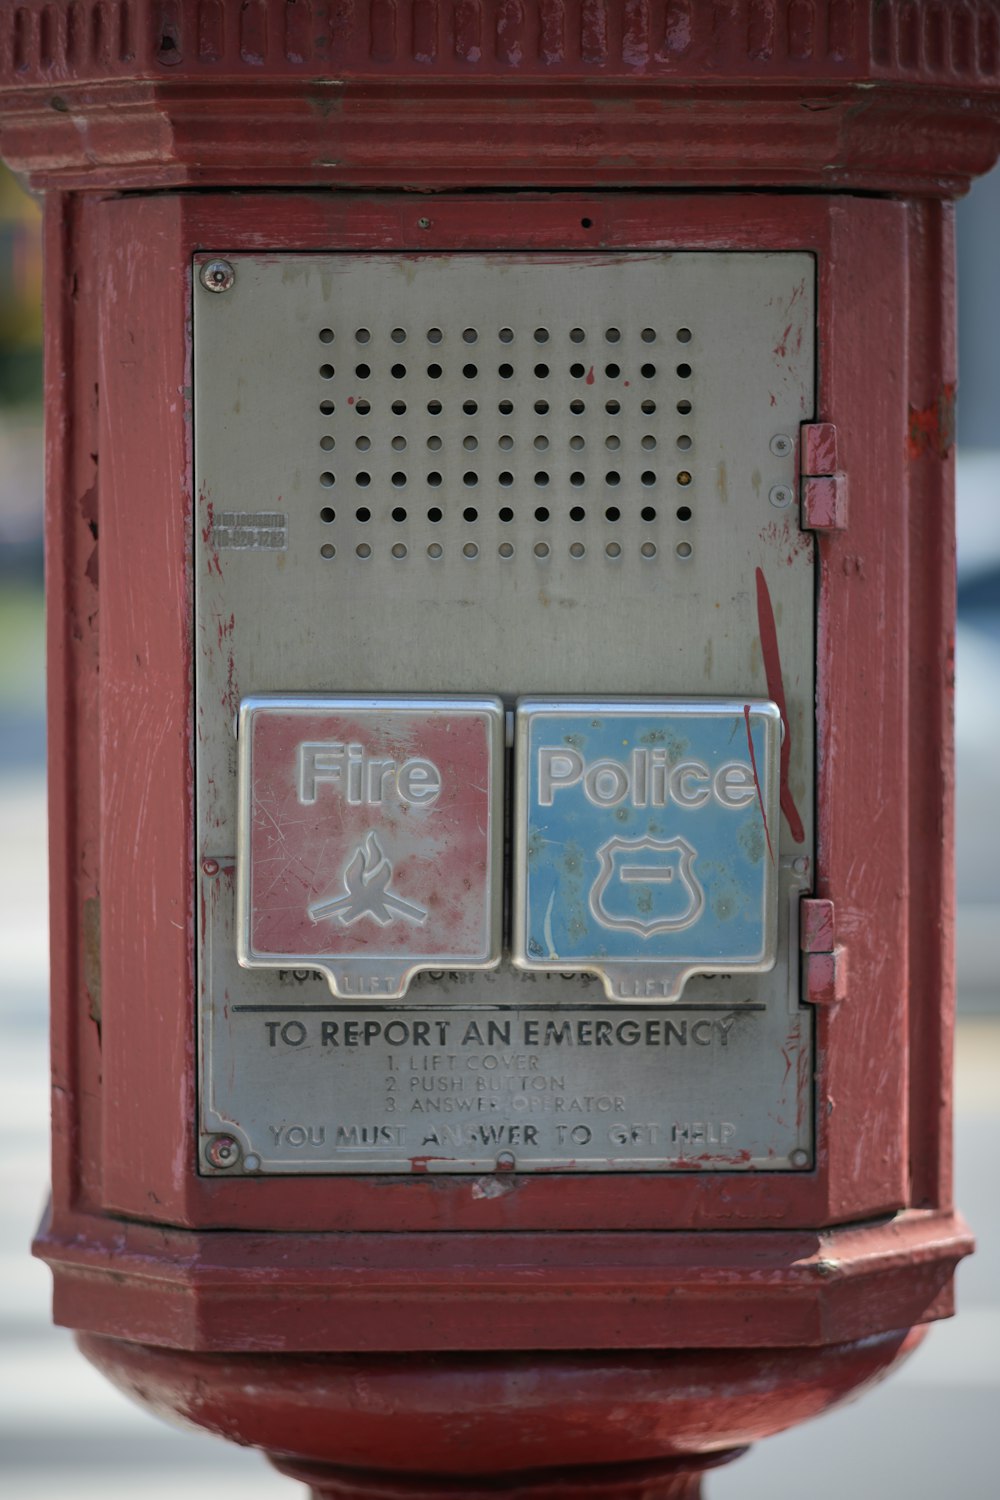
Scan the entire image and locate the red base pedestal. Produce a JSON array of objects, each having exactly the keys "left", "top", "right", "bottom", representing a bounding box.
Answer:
[
  {"left": 79, "top": 1328, "right": 925, "bottom": 1497},
  {"left": 271, "top": 1451, "right": 742, "bottom": 1499}
]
